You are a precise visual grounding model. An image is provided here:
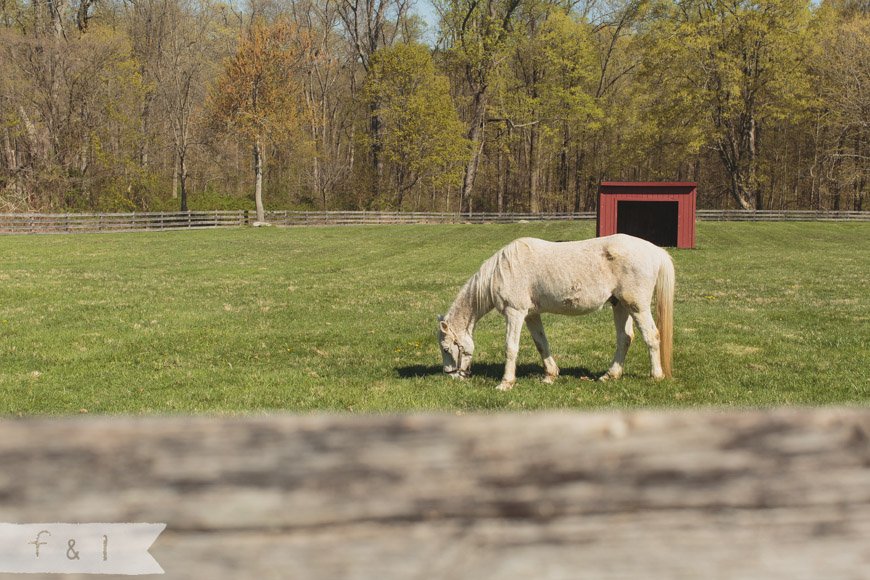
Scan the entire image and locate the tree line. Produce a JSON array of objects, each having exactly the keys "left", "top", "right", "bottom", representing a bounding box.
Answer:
[{"left": 0, "top": 0, "right": 867, "bottom": 214}]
